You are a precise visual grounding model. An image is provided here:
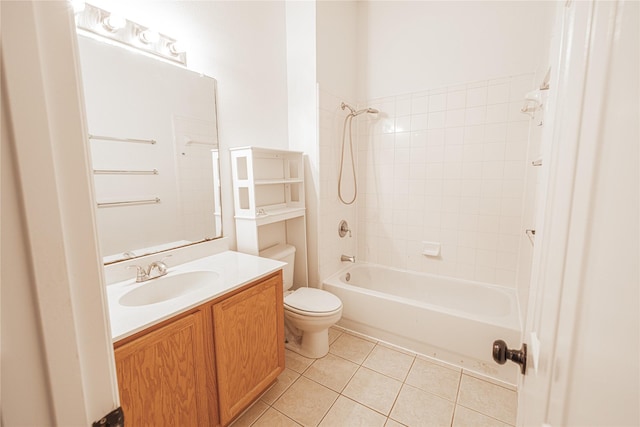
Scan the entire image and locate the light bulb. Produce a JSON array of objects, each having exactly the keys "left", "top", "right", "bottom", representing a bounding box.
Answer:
[
  {"left": 103, "top": 14, "right": 125, "bottom": 32},
  {"left": 168, "top": 41, "right": 186, "bottom": 55},
  {"left": 139, "top": 29, "right": 160, "bottom": 44}
]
